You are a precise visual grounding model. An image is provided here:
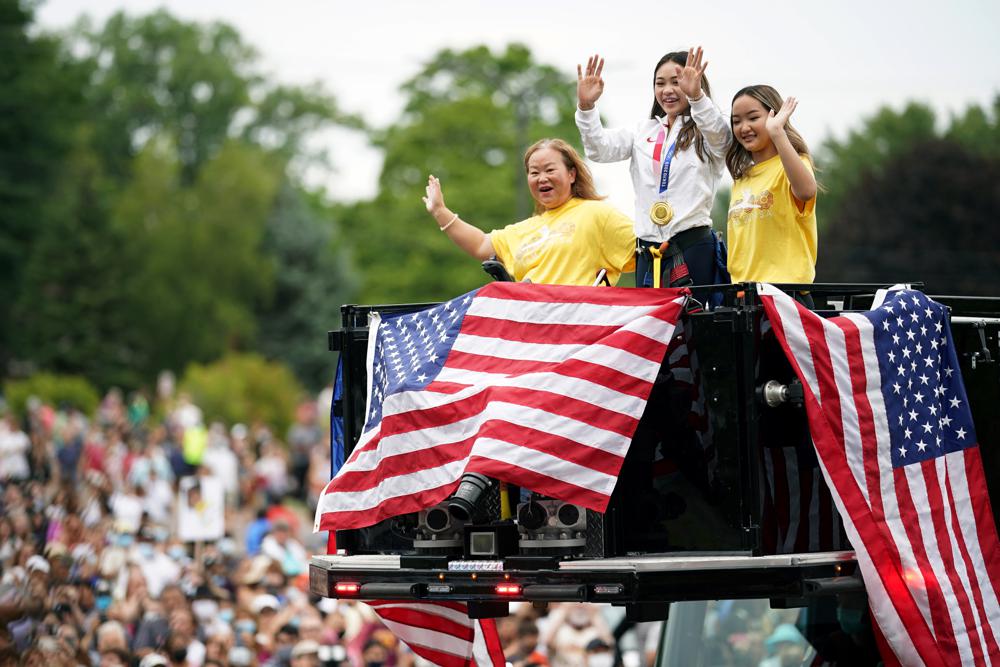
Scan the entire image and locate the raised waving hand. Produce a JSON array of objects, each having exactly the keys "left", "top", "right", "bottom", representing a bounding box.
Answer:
[
  {"left": 765, "top": 96, "right": 799, "bottom": 138},
  {"left": 422, "top": 175, "right": 446, "bottom": 216},
  {"left": 764, "top": 96, "right": 816, "bottom": 202},
  {"left": 420, "top": 175, "right": 494, "bottom": 260},
  {"left": 677, "top": 46, "right": 709, "bottom": 101},
  {"left": 576, "top": 54, "right": 605, "bottom": 111}
]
